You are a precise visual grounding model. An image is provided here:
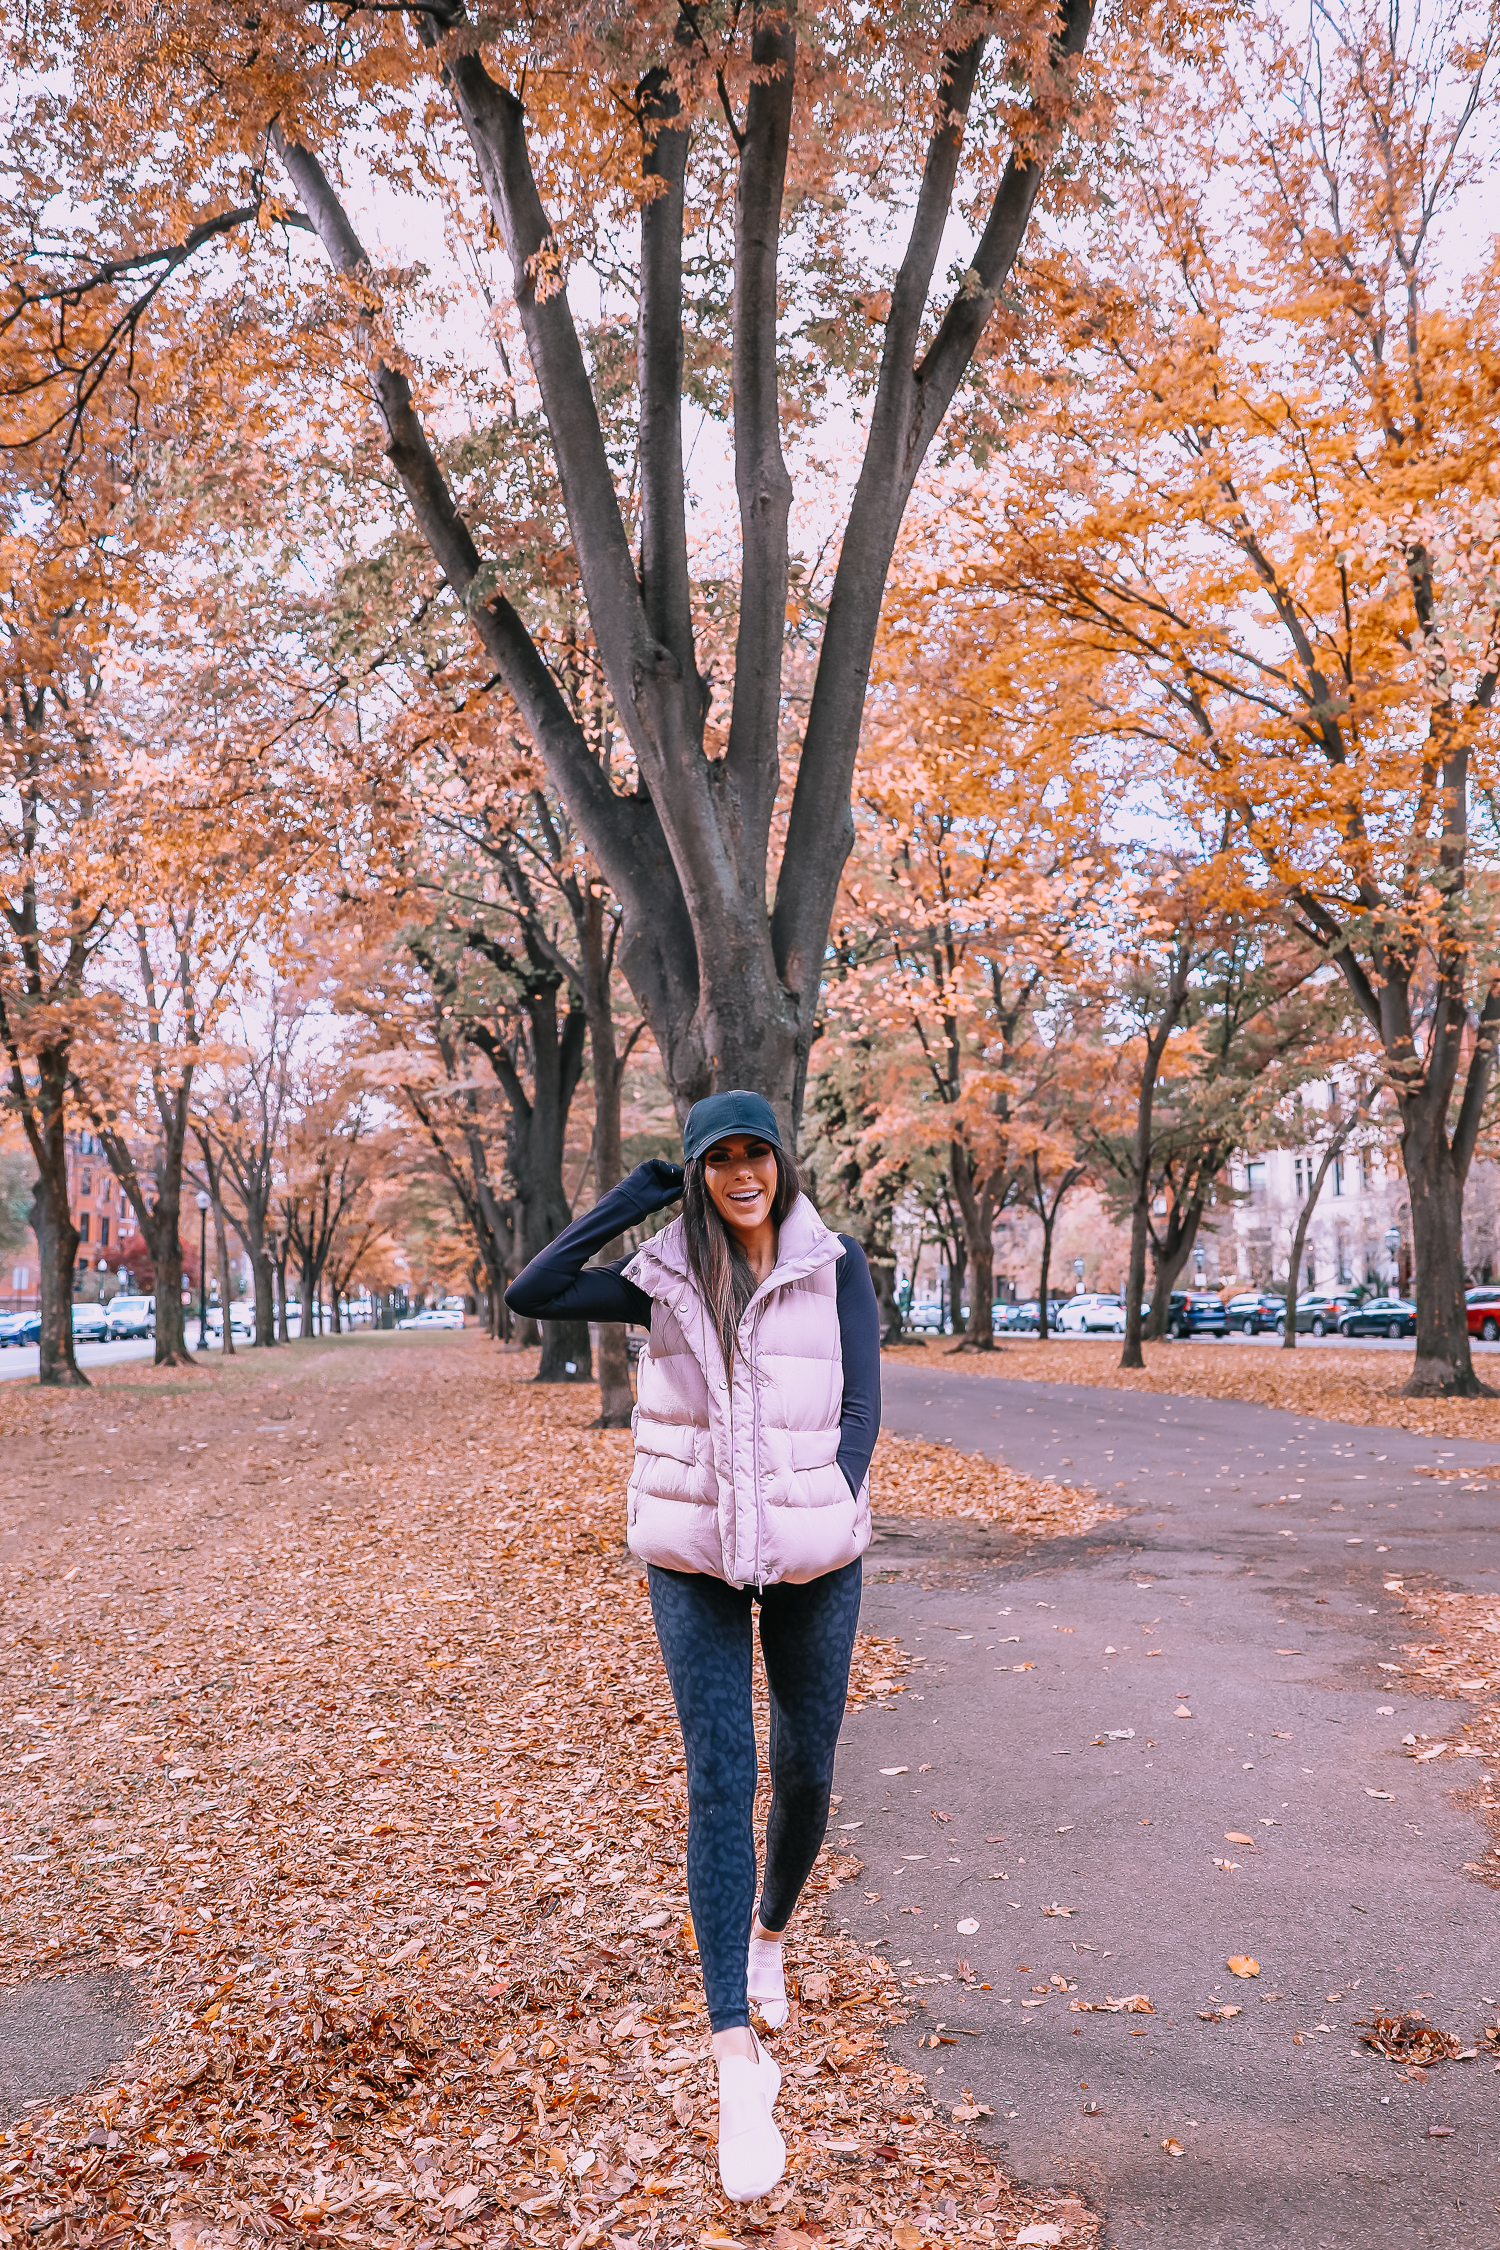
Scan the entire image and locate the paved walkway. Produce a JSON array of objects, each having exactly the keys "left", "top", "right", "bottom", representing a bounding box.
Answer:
[{"left": 834, "top": 1363, "right": 1500, "bottom": 2250}]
